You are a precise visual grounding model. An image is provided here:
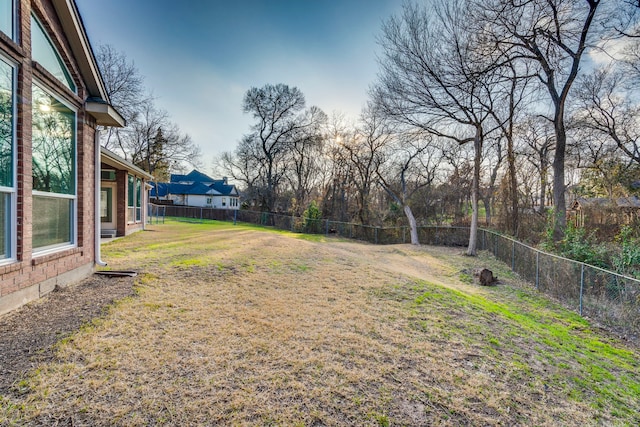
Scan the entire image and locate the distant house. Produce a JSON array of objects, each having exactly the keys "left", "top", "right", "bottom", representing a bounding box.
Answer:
[
  {"left": 0, "top": 0, "right": 124, "bottom": 315},
  {"left": 100, "top": 148, "right": 153, "bottom": 238},
  {"left": 151, "top": 170, "right": 240, "bottom": 209}
]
